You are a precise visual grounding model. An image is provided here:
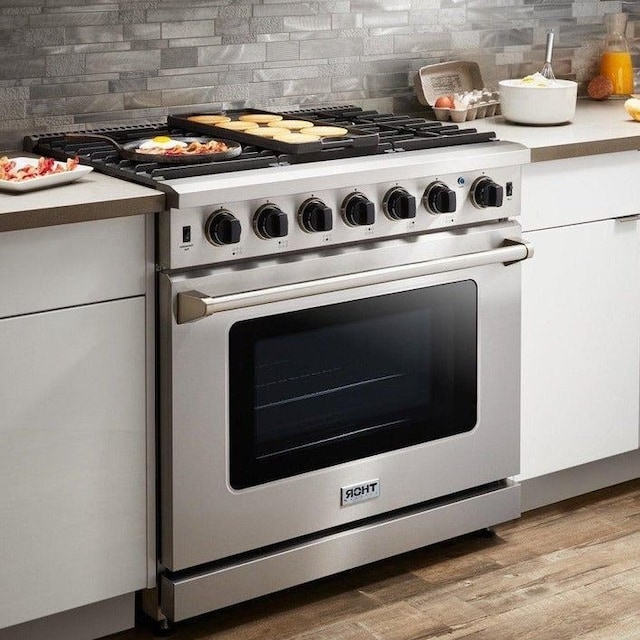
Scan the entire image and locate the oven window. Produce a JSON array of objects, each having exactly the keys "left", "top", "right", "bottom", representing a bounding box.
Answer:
[{"left": 229, "top": 281, "right": 477, "bottom": 489}]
